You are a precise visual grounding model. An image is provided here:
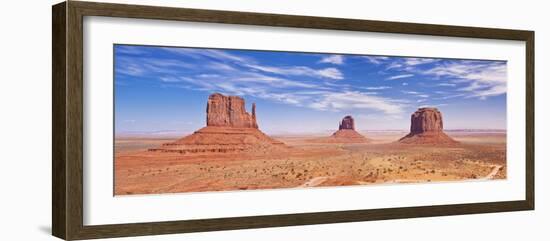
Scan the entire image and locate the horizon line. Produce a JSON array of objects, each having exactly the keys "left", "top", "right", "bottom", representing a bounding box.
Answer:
[{"left": 115, "top": 128, "right": 508, "bottom": 135}]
